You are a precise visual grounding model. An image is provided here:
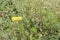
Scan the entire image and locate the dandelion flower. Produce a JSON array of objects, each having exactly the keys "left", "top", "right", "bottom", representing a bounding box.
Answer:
[{"left": 12, "top": 16, "right": 23, "bottom": 21}]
